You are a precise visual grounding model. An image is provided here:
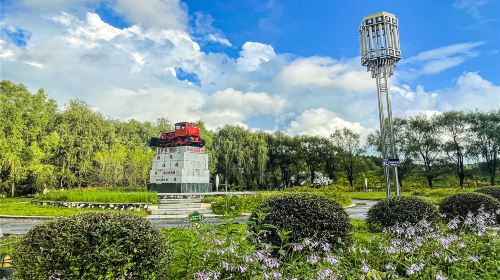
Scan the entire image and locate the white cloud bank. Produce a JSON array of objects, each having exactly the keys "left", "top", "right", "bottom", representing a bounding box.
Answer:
[{"left": 0, "top": 0, "right": 497, "bottom": 135}]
